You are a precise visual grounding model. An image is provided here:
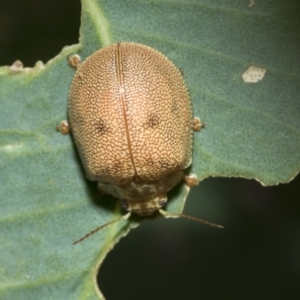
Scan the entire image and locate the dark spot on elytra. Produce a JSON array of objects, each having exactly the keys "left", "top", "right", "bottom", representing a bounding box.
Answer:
[
  {"left": 95, "top": 118, "right": 109, "bottom": 135},
  {"left": 147, "top": 113, "right": 160, "bottom": 128}
]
